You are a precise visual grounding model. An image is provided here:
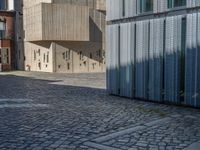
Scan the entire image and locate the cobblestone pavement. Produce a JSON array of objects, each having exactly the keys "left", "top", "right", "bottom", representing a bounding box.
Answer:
[{"left": 0, "top": 71, "right": 200, "bottom": 150}]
